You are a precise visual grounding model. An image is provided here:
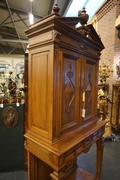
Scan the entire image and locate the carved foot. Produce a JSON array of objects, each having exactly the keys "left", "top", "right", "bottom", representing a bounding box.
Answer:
[{"left": 50, "top": 171, "right": 65, "bottom": 180}]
